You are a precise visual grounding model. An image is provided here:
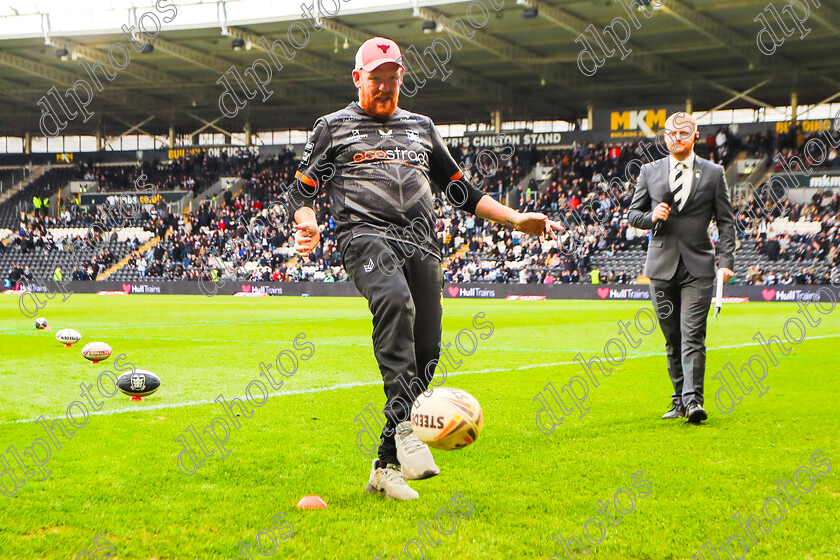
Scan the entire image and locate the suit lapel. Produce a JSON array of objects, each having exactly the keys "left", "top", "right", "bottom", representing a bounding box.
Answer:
[
  {"left": 682, "top": 157, "right": 705, "bottom": 210},
  {"left": 657, "top": 158, "right": 670, "bottom": 203}
]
